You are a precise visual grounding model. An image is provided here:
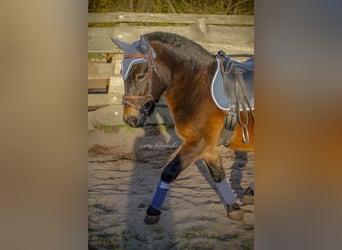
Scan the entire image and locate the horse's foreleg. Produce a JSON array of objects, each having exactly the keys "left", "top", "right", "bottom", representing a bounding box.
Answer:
[
  {"left": 144, "top": 154, "right": 181, "bottom": 224},
  {"left": 202, "top": 149, "right": 244, "bottom": 221},
  {"left": 144, "top": 142, "right": 204, "bottom": 224}
]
